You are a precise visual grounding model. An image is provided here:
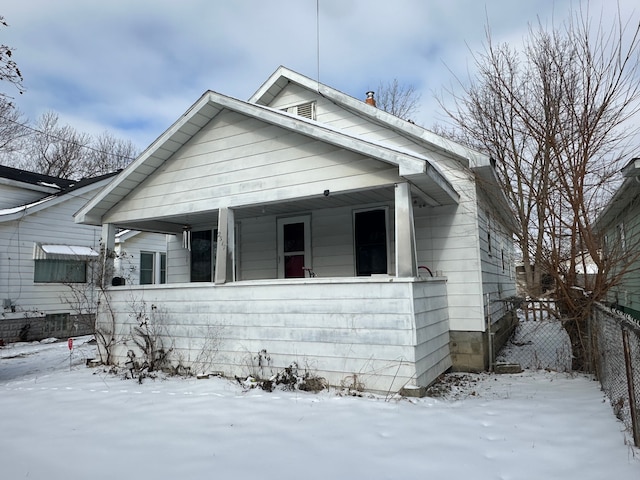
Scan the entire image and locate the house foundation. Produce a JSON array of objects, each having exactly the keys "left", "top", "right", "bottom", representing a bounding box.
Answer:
[
  {"left": 0, "top": 313, "right": 95, "bottom": 344},
  {"left": 449, "top": 309, "right": 518, "bottom": 372}
]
